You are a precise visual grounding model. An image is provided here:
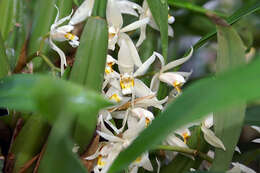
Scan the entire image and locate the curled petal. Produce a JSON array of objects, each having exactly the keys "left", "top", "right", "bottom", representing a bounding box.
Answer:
[
  {"left": 150, "top": 73, "right": 160, "bottom": 93},
  {"left": 51, "top": 6, "right": 73, "bottom": 30},
  {"left": 116, "top": 0, "right": 143, "bottom": 17},
  {"left": 159, "top": 72, "right": 186, "bottom": 86},
  {"left": 69, "top": 0, "right": 95, "bottom": 25},
  {"left": 161, "top": 47, "right": 193, "bottom": 72},
  {"left": 201, "top": 125, "right": 226, "bottom": 151},
  {"left": 203, "top": 114, "right": 213, "bottom": 128},
  {"left": 134, "top": 53, "right": 156, "bottom": 77},
  {"left": 230, "top": 162, "right": 256, "bottom": 173},
  {"left": 168, "top": 24, "right": 174, "bottom": 37},
  {"left": 134, "top": 79, "right": 154, "bottom": 97},
  {"left": 120, "top": 17, "right": 149, "bottom": 33},
  {"left": 118, "top": 39, "right": 134, "bottom": 74},
  {"left": 119, "top": 33, "right": 142, "bottom": 67},
  {"left": 136, "top": 24, "right": 147, "bottom": 47},
  {"left": 97, "top": 130, "right": 123, "bottom": 143},
  {"left": 48, "top": 38, "right": 66, "bottom": 75},
  {"left": 107, "top": 0, "right": 123, "bottom": 29}
]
